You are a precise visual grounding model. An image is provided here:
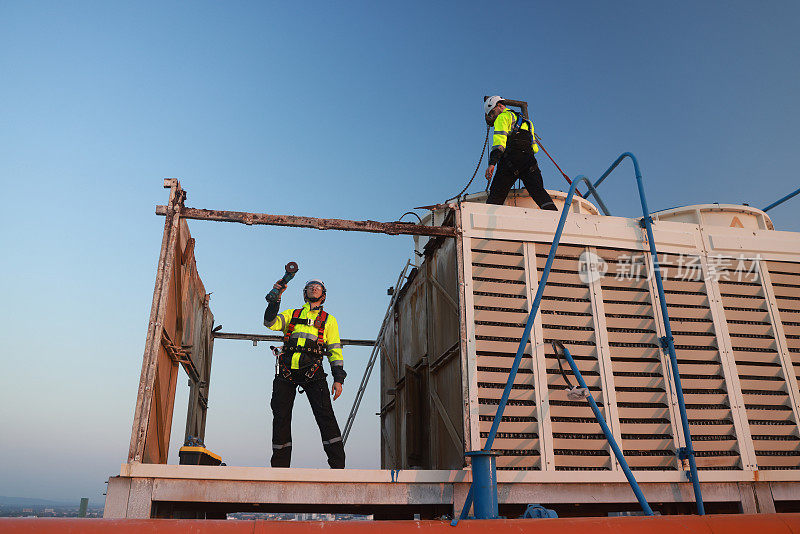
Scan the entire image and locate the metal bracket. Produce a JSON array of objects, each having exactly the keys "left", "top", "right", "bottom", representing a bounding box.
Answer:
[
  {"left": 677, "top": 447, "right": 692, "bottom": 480},
  {"left": 638, "top": 216, "right": 653, "bottom": 228},
  {"left": 658, "top": 335, "right": 673, "bottom": 353},
  {"left": 566, "top": 386, "right": 590, "bottom": 400},
  {"left": 161, "top": 328, "right": 200, "bottom": 382}
]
